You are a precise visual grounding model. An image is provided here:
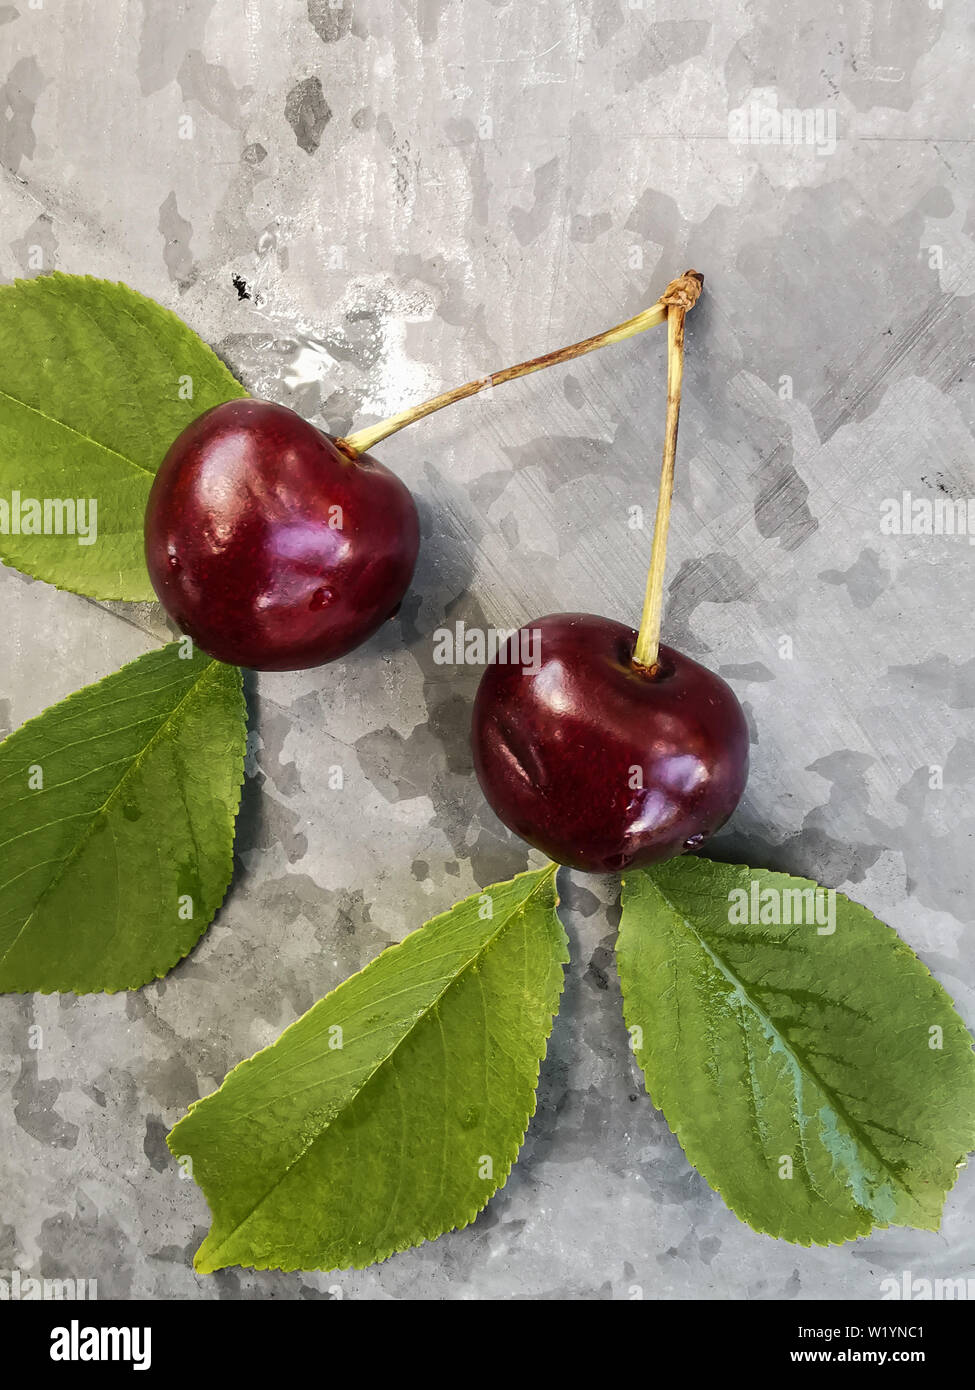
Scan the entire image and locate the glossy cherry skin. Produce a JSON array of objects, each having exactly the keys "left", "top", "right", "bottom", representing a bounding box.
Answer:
[
  {"left": 471, "top": 613, "right": 748, "bottom": 873},
  {"left": 145, "top": 399, "right": 419, "bottom": 671}
]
